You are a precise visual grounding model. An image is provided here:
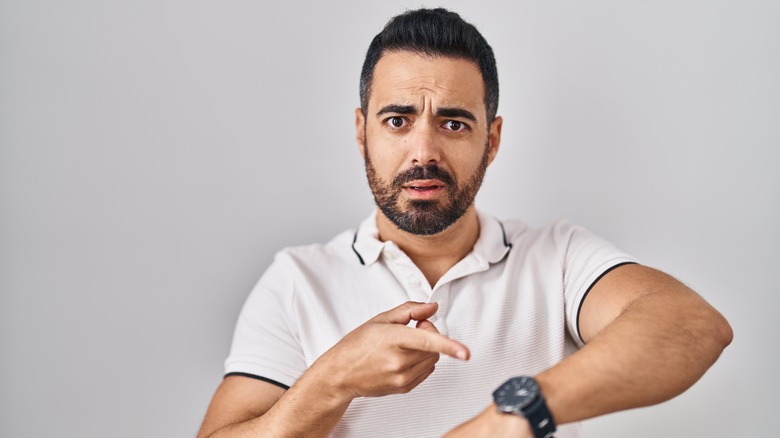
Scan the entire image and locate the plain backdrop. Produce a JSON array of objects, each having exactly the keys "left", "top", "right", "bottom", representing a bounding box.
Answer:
[{"left": 1, "top": 1, "right": 778, "bottom": 436}]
